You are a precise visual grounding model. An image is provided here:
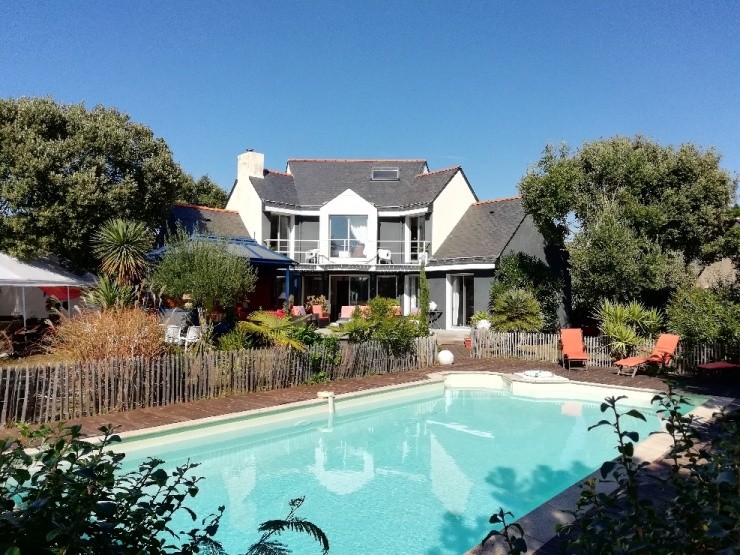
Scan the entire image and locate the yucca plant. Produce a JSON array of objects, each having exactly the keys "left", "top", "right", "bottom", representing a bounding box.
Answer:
[
  {"left": 596, "top": 299, "right": 664, "bottom": 359},
  {"left": 93, "top": 218, "right": 153, "bottom": 285},
  {"left": 83, "top": 275, "right": 135, "bottom": 309},
  {"left": 490, "top": 288, "right": 544, "bottom": 332}
]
